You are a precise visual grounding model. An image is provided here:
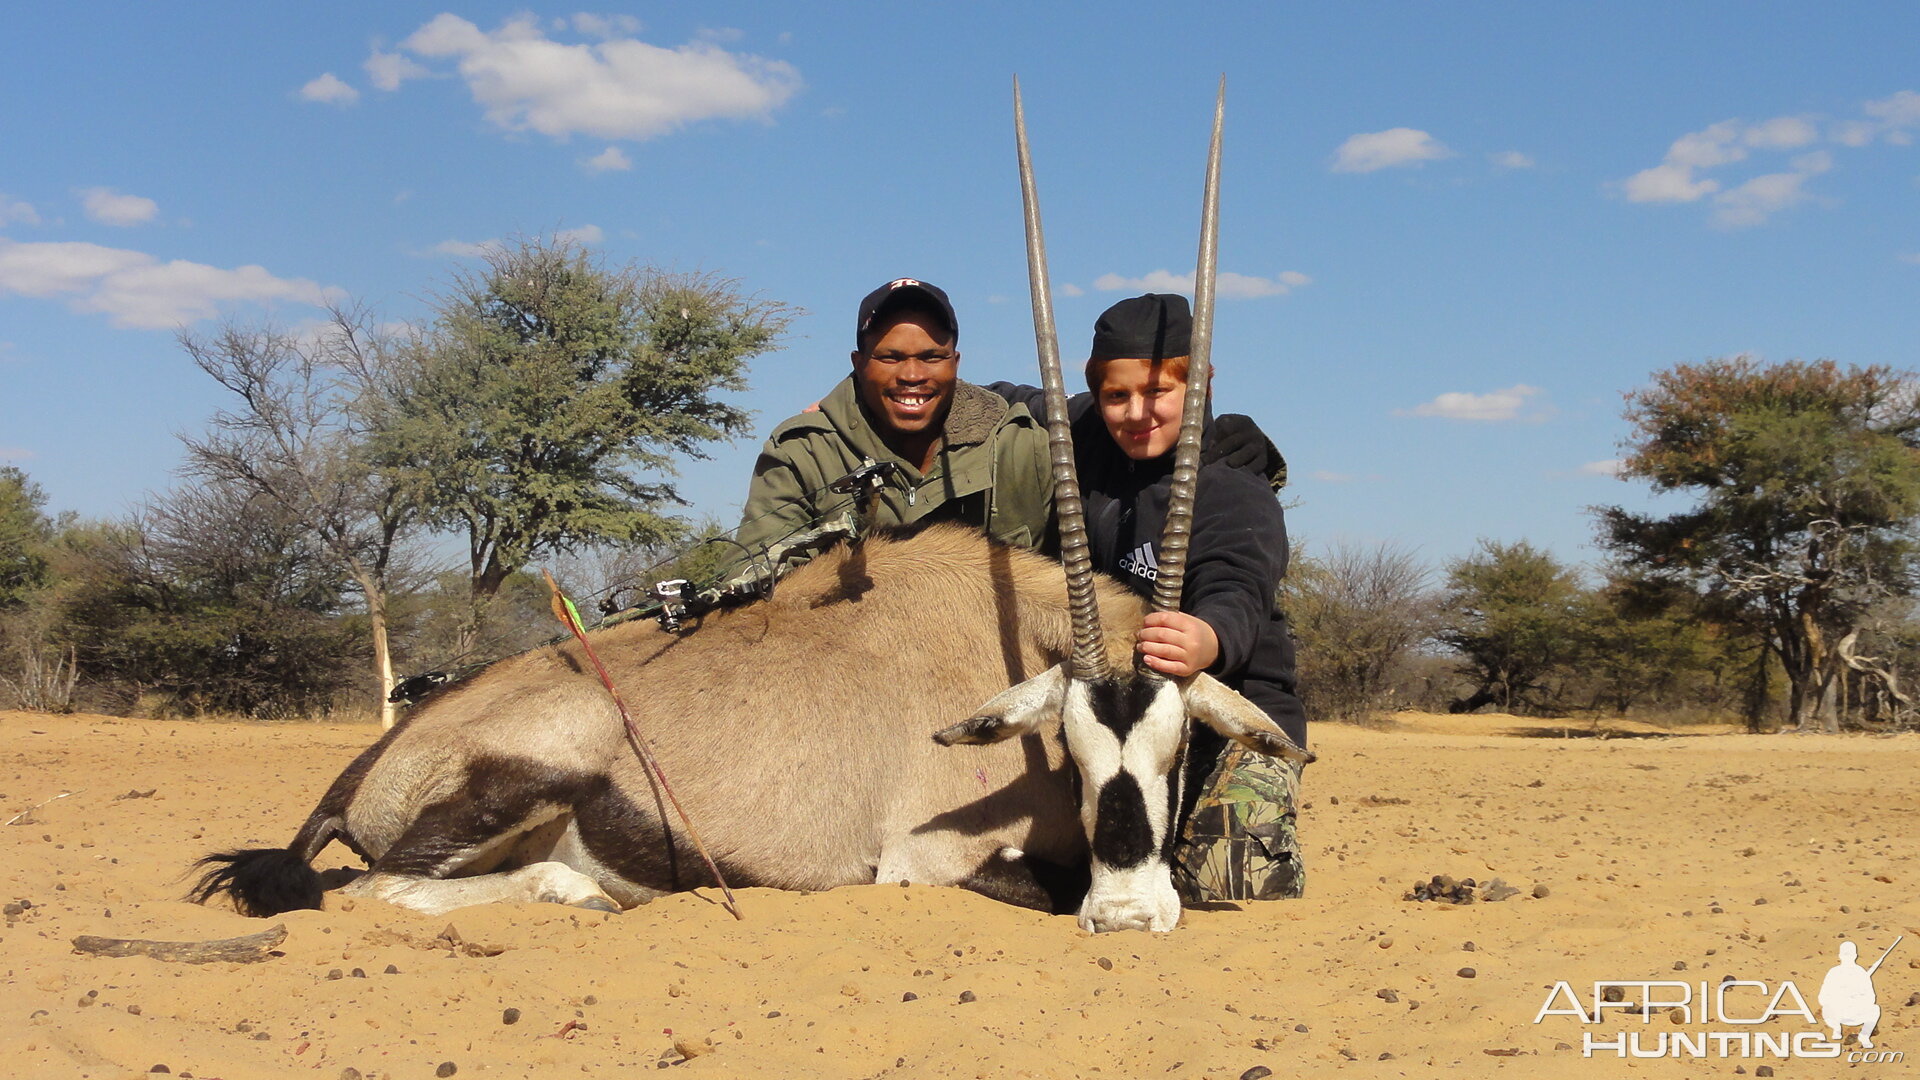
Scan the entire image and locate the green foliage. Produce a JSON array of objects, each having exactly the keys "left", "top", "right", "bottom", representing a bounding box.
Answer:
[
  {"left": 370, "top": 236, "right": 795, "bottom": 604},
  {"left": 54, "top": 483, "right": 365, "bottom": 718},
  {"left": 1600, "top": 356, "right": 1920, "bottom": 729},
  {"left": 1437, "top": 539, "right": 1584, "bottom": 714},
  {"left": 0, "top": 466, "right": 54, "bottom": 608},
  {"left": 1571, "top": 571, "right": 1734, "bottom": 715}
]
